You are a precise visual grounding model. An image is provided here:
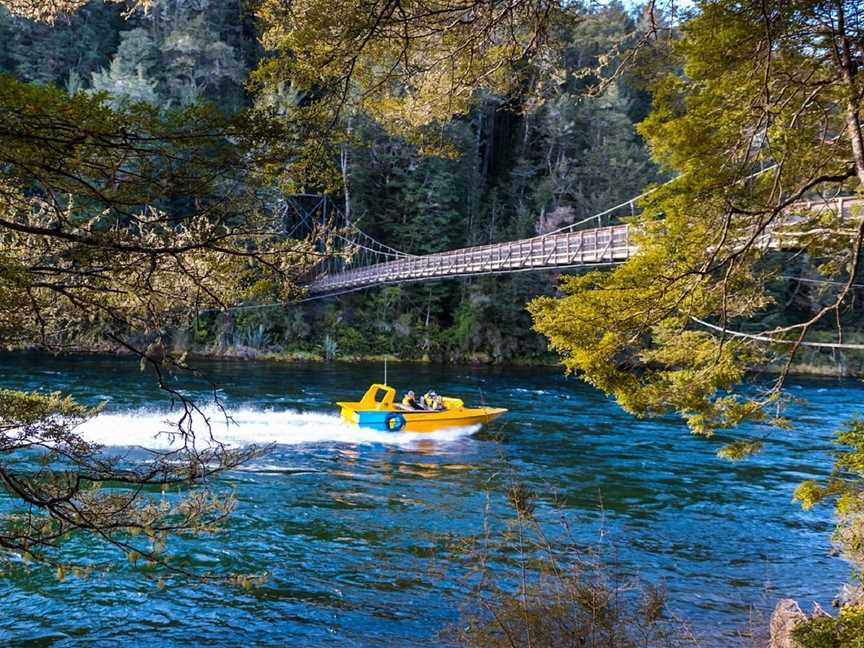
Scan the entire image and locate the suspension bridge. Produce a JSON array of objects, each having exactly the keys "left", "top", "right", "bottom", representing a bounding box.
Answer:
[{"left": 283, "top": 191, "right": 863, "bottom": 299}]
